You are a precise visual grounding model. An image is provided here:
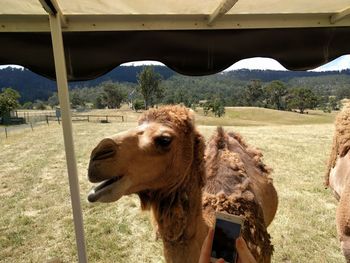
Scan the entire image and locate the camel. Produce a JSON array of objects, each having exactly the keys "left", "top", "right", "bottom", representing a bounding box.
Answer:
[
  {"left": 325, "top": 102, "right": 350, "bottom": 263},
  {"left": 87, "top": 105, "right": 278, "bottom": 263}
]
